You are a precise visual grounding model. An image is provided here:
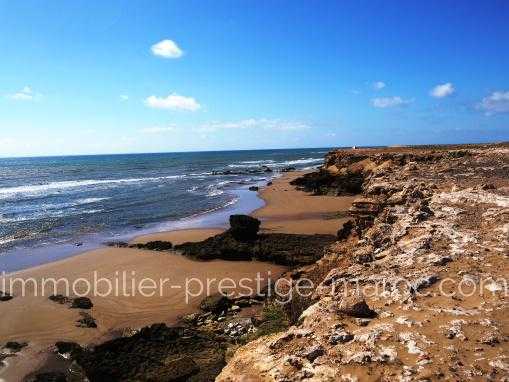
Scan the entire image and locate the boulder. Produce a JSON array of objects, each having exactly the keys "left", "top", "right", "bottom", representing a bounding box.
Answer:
[
  {"left": 0, "top": 291, "right": 13, "bottom": 302},
  {"left": 48, "top": 294, "right": 71, "bottom": 305},
  {"left": 199, "top": 293, "right": 230, "bottom": 314},
  {"left": 228, "top": 215, "right": 261, "bottom": 241},
  {"left": 329, "top": 329, "right": 354, "bottom": 344},
  {"left": 76, "top": 312, "right": 97, "bottom": 328},
  {"left": 129, "top": 240, "right": 173, "bottom": 251},
  {"left": 55, "top": 341, "right": 83, "bottom": 357},
  {"left": 338, "top": 295, "right": 377, "bottom": 318},
  {"left": 248, "top": 186, "right": 259, "bottom": 191},
  {"left": 4, "top": 341, "right": 28, "bottom": 352},
  {"left": 71, "top": 297, "right": 93, "bottom": 309},
  {"left": 281, "top": 166, "right": 296, "bottom": 173},
  {"left": 337, "top": 220, "right": 354, "bottom": 240}
]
